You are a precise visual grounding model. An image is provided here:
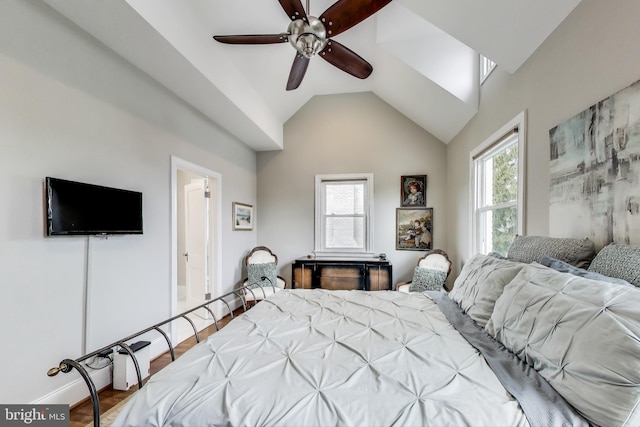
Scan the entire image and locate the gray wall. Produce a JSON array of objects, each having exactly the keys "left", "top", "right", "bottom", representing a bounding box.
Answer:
[
  {"left": 0, "top": 1, "right": 256, "bottom": 404},
  {"left": 446, "top": 0, "right": 640, "bottom": 275},
  {"left": 257, "top": 92, "right": 447, "bottom": 286}
]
